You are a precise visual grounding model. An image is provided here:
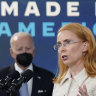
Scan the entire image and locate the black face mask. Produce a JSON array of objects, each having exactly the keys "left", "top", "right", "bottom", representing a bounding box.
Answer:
[{"left": 16, "top": 53, "right": 33, "bottom": 67}]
